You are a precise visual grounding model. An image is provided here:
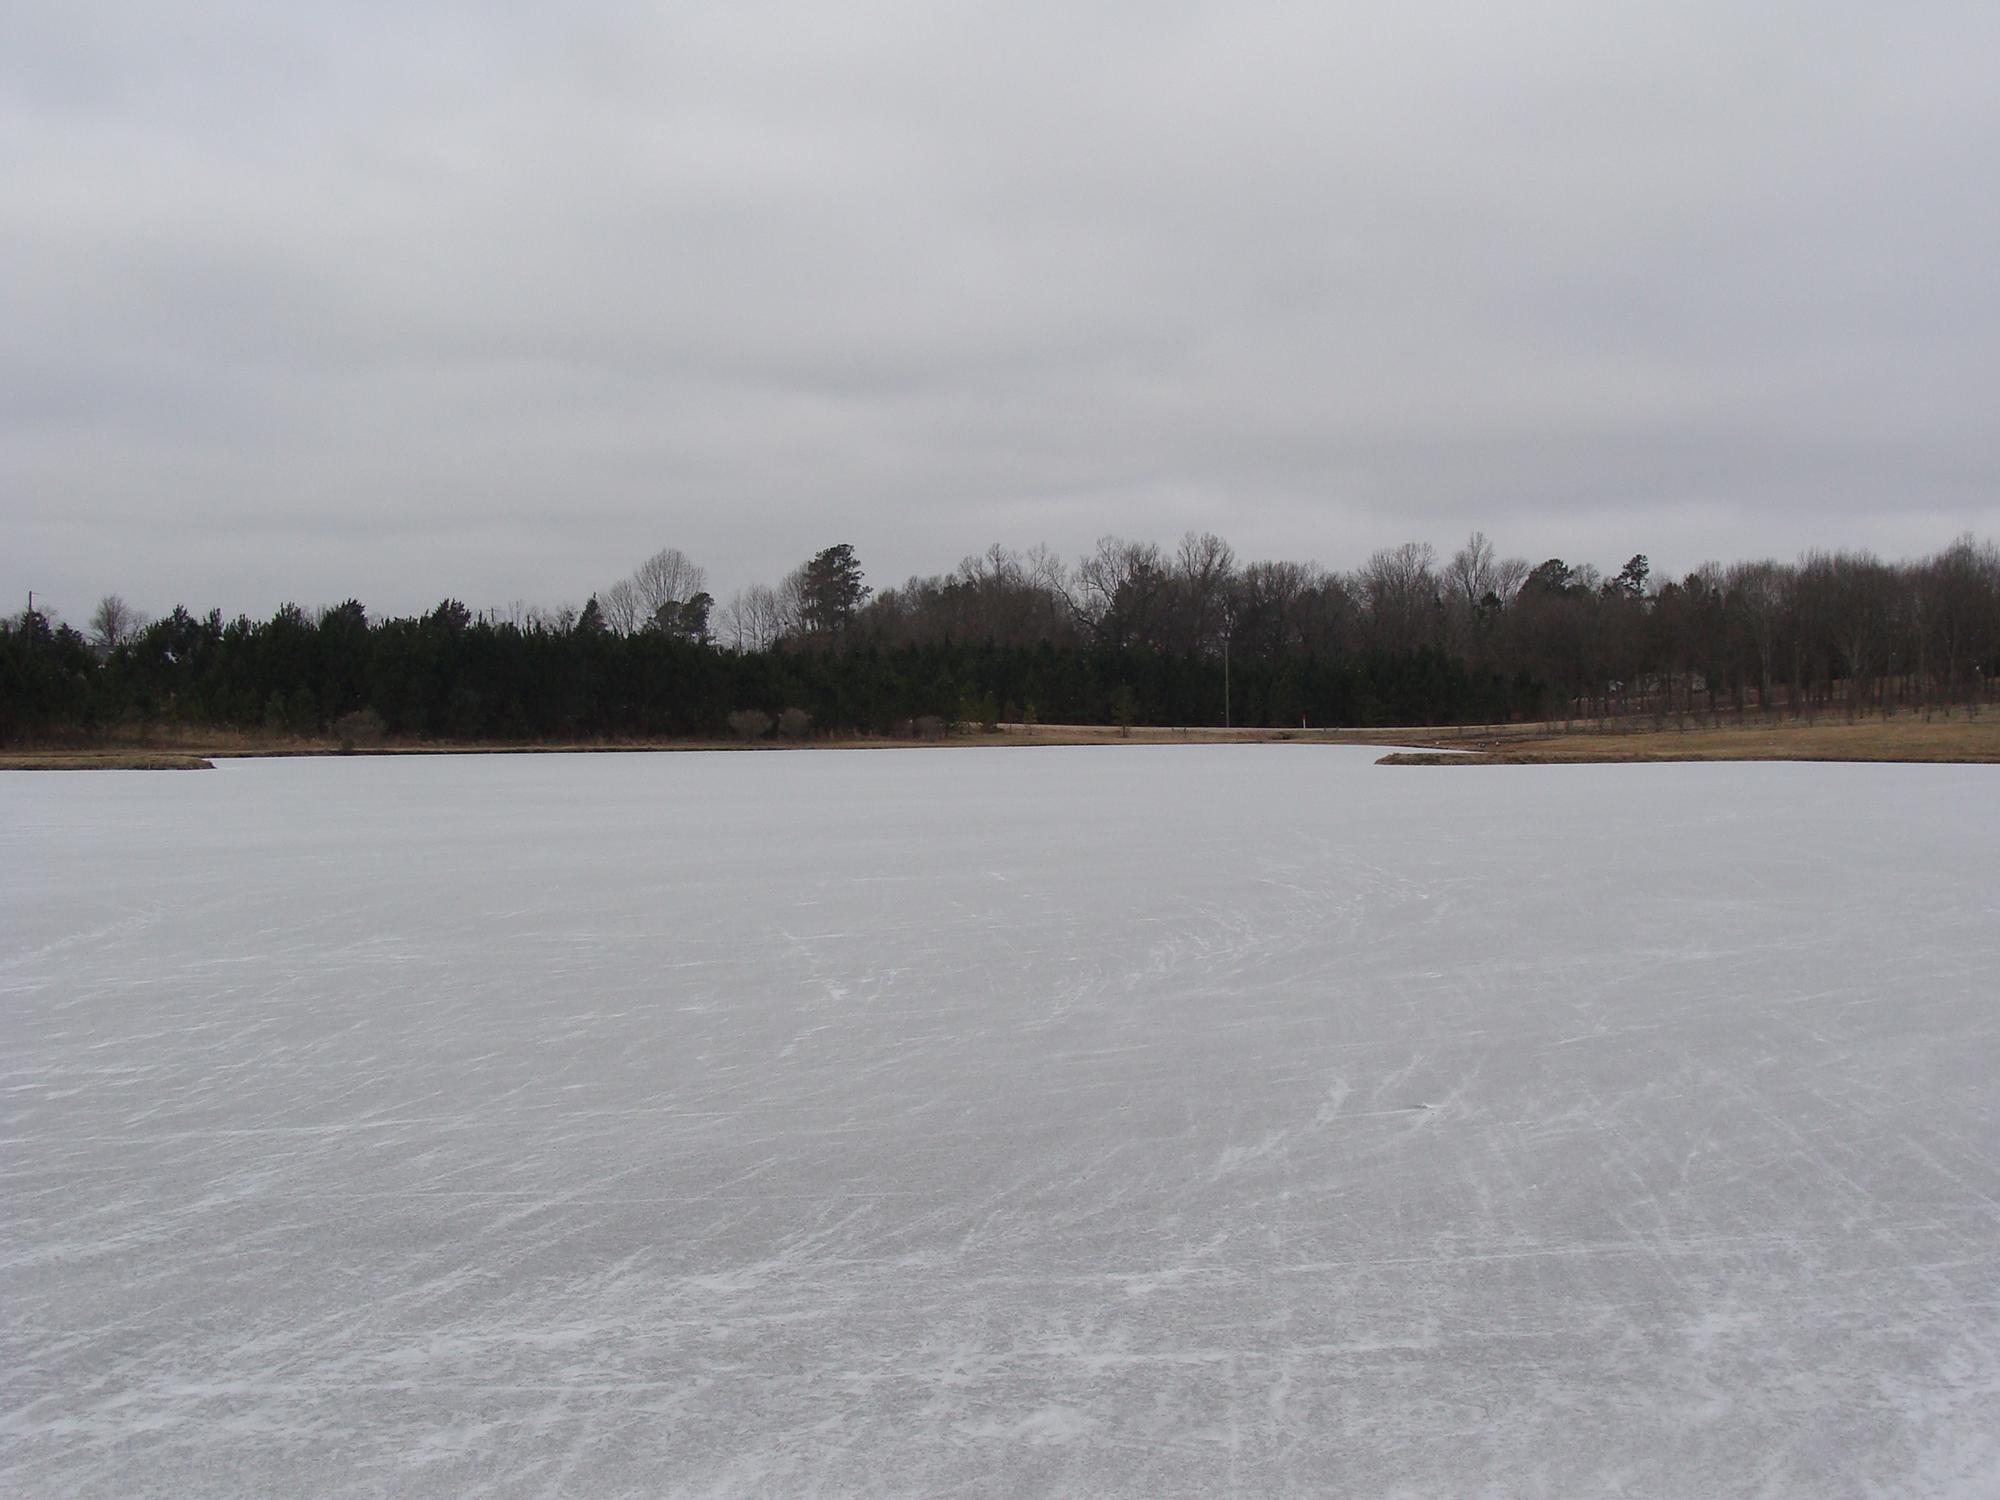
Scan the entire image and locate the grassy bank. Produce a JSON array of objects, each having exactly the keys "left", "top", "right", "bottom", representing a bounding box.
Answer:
[
  {"left": 1378, "top": 714, "right": 2000, "bottom": 765},
  {"left": 0, "top": 751, "right": 216, "bottom": 770},
  {"left": 5, "top": 712, "right": 1996, "bottom": 769}
]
